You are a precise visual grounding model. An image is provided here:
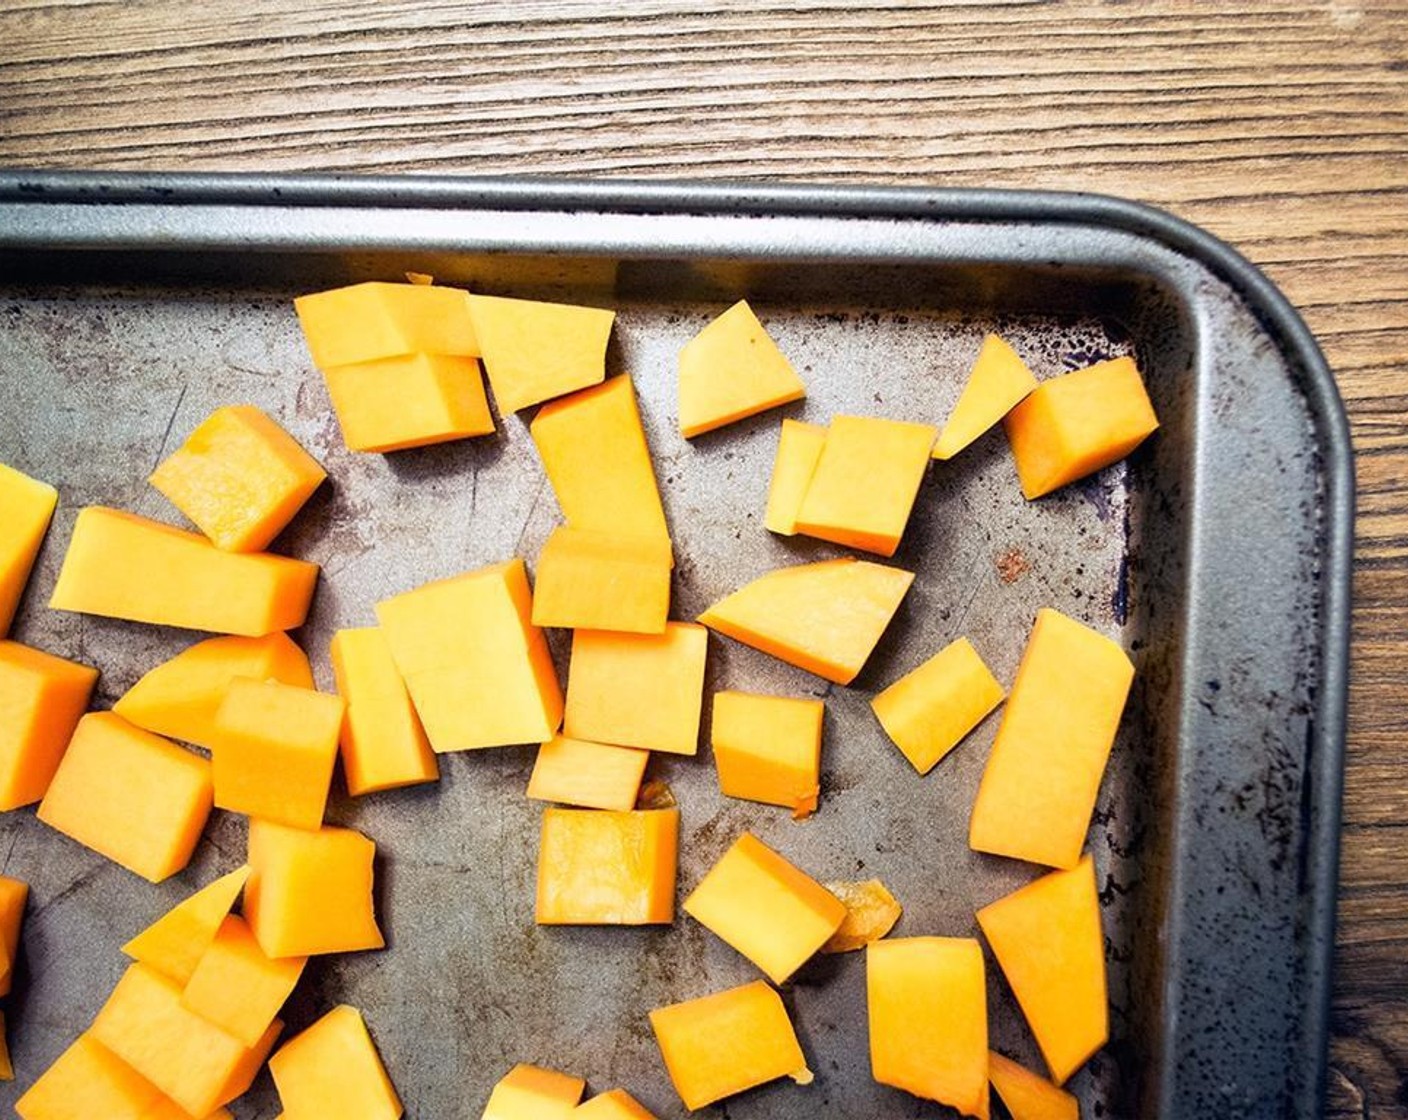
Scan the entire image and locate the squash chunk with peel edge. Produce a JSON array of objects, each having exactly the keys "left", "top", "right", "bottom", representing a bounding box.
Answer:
[
  {"left": 323, "top": 353, "right": 494, "bottom": 453},
  {"left": 15, "top": 1033, "right": 166, "bottom": 1120},
  {"left": 933, "top": 334, "right": 1039, "bottom": 460},
  {"left": 293, "top": 281, "right": 479, "bottom": 369},
  {"left": 711, "top": 690, "right": 823, "bottom": 818},
  {"left": 698, "top": 558, "right": 914, "bottom": 685},
  {"left": 123, "top": 866, "right": 251, "bottom": 986},
  {"left": 531, "top": 527, "right": 673, "bottom": 635},
  {"left": 527, "top": 735, "right": 649, "bottom": 812},
  {"left": 181, "top": 914, "right": 306, "bottom": 1047},
  {"left": 650, "top": 980, "right": 813, "bottom": 1110},
  {"left": 0, "top": 640, "right": 98, "bottom": 811},
  {"left": 763, "top": 419, "right": 826, "bottom": 535},
  {"left": 988, "top": 1051, "right": 1079, "bottom": 1120},
  {"left": 678, "top": 301, "right": 805, "bottom": 437},
  {"left": 482, "top": 1063, "right": 585, "bottom": 1119},
  {"left": 536, "top": 807, "right": 678, "bottom": 925},
  {"left": 468, "top": 293, "right": 613, "bottom": 412},
  {"left": 269, "top": 1005, "right": 402, "bottom": 1120},
  {"left": 0, "top": 462, "right": 57, "bottom": 638},
  {"left": 0, "top": 875, "right": 27, "bottom": 998},
  {"left": 821, "top": 878, "right": 903, "bottom": 953}
]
